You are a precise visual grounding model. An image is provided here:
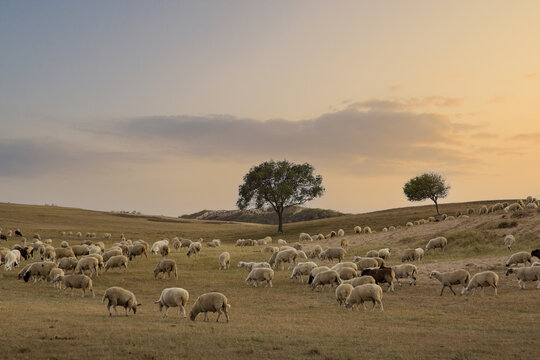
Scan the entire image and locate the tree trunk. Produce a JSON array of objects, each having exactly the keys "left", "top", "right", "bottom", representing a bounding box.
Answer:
[
  {"left": 277, "top": 209, "right": 284, "bottom": 233},
  {"left": 433, "top": 199, "right": 440, "bottom": 215}
]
